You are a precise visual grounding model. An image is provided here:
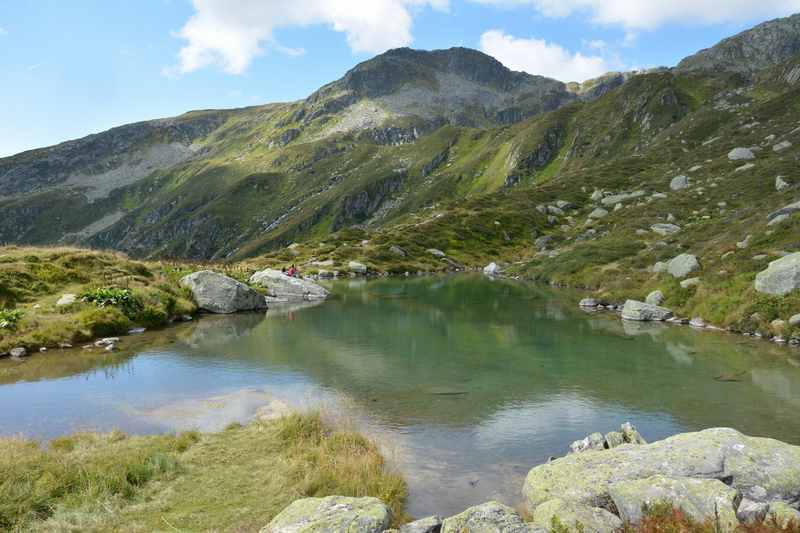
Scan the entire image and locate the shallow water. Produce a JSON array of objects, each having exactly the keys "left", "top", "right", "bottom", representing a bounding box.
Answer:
[{"left": 1, "top": 275, "right": 799, "bottom": 517}]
